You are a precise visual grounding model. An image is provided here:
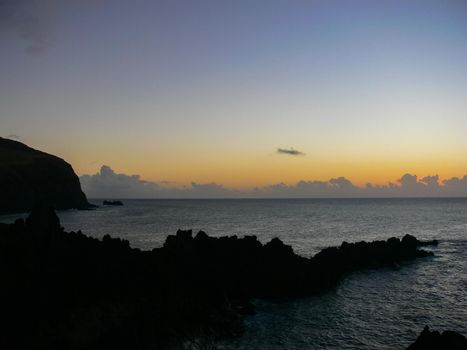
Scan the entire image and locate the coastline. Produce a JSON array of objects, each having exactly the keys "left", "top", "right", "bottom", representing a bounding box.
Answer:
[{"left": 1, "top": 207, "right": 455, "bottom": 349}]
